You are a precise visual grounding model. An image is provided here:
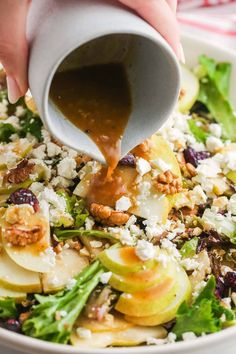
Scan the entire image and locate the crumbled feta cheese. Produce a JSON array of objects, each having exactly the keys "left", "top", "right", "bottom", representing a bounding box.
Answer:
[
  {"left": 206, "top": 136, "right": 224, "bottom": 152},
  {"left": 125, "top": 215, "right": 137, "bottom": 228},
  {"left": 61, "top": 146, "right": 78, "bottom": 159},
  {"left": 182, "top": 332, "right": 197, "bottom": 341},
  {"left": 100, "top": 271, "right": 112, "bottom": 284},
  {"left": 115, "top": 196, "right": 132, "bottom": 211},
  {"left": 213, "top": 196, "right": 228, "bottom": 210},
  {"left": 66, "top": 278, "right": 77, "bottom": 290},
  {"left": 57, "top": 157, "right": 77, "bottom": 179},
  {"left": 181, "top": 258, "right": 199, "bottom": 271},
  {"left": 222, "top": 297, "right": 232, "bottom": 309},
  {"left": 209, "top": 123, "right": 222, "bottom": 138},
  {"left": 231, "top": 292, "right": 236, "bottom": 306},
  {"left": 119, "top": 228, "right": 135, "bottom": 246},
  {"left": 76, "top": 327, "right": 92, "bottom": 339},
  {"left": 191, "top": 185, "right": 207, "bottom": 205},
  {"left": 161, "top": 238, "right": 181, "bottom": 259},
  {"left": 167, "top": 332, "right": 177, "bottom": 343},
  {"left": 156, "top": 253, "right": 169, "bottom": 268},
  {"left": 51, "top": 176, "right": 73, "bottom": 188},
  {"left": 4, "top": 115, "right": 20, "bottom": 129},
  {"left": 151, "top": 158, "right": 171, "bottom": 172},
  {"left": 146, "top": 337, "right": 166, "bottom": 346},
  {"left": 30, "top": 182, "right": 45, "bottom": 195},
  {"left": 41, "top": 128, "right": 51, "bottom": 143},
  {"left": 135, "top": 240, "right": 155, "bottom": 261},
  {"left": 46, "top": 142, "right": 62, "bottom": 157},
  {"left": 85, "top": 217, "right": 95, "bottom": 230},
  {"left": 228, "top": 194, "right": 236, "bottom": 215},
  {"left": 221, "top": 265, "right": 233, "bottom": 276},
  {"left": 32, "top": 144, "right": 46, "bottom": 160},
  {"left": 15, "top": 105, "right": 25, "bottom": 117},
  {"left": 136, "top": 158, "right": 151, "bottom": 176},
  {"left": 90, "top": 240, "right": 103, "bottom": 248}
]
